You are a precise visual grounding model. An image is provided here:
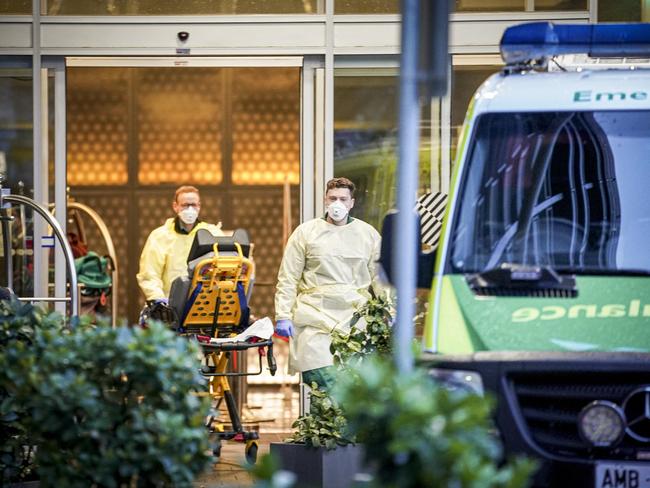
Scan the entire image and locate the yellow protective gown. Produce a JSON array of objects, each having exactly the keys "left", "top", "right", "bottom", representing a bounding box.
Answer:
[
  {"left": 275, "top": 217, "right": 382, "bottom": 373},
  {"left": 137, "top": 218, "right": 223, "bottom": 301}
]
